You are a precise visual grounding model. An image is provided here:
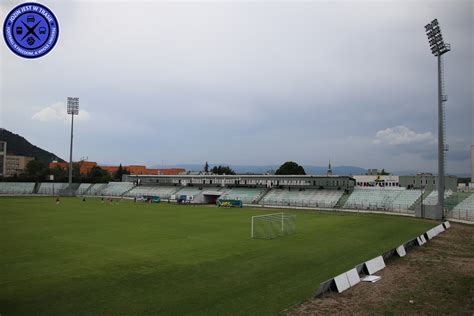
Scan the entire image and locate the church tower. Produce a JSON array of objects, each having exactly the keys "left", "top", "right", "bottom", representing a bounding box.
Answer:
[{"left": 327, "top": 160, "right": 333, "bottom": 176}]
